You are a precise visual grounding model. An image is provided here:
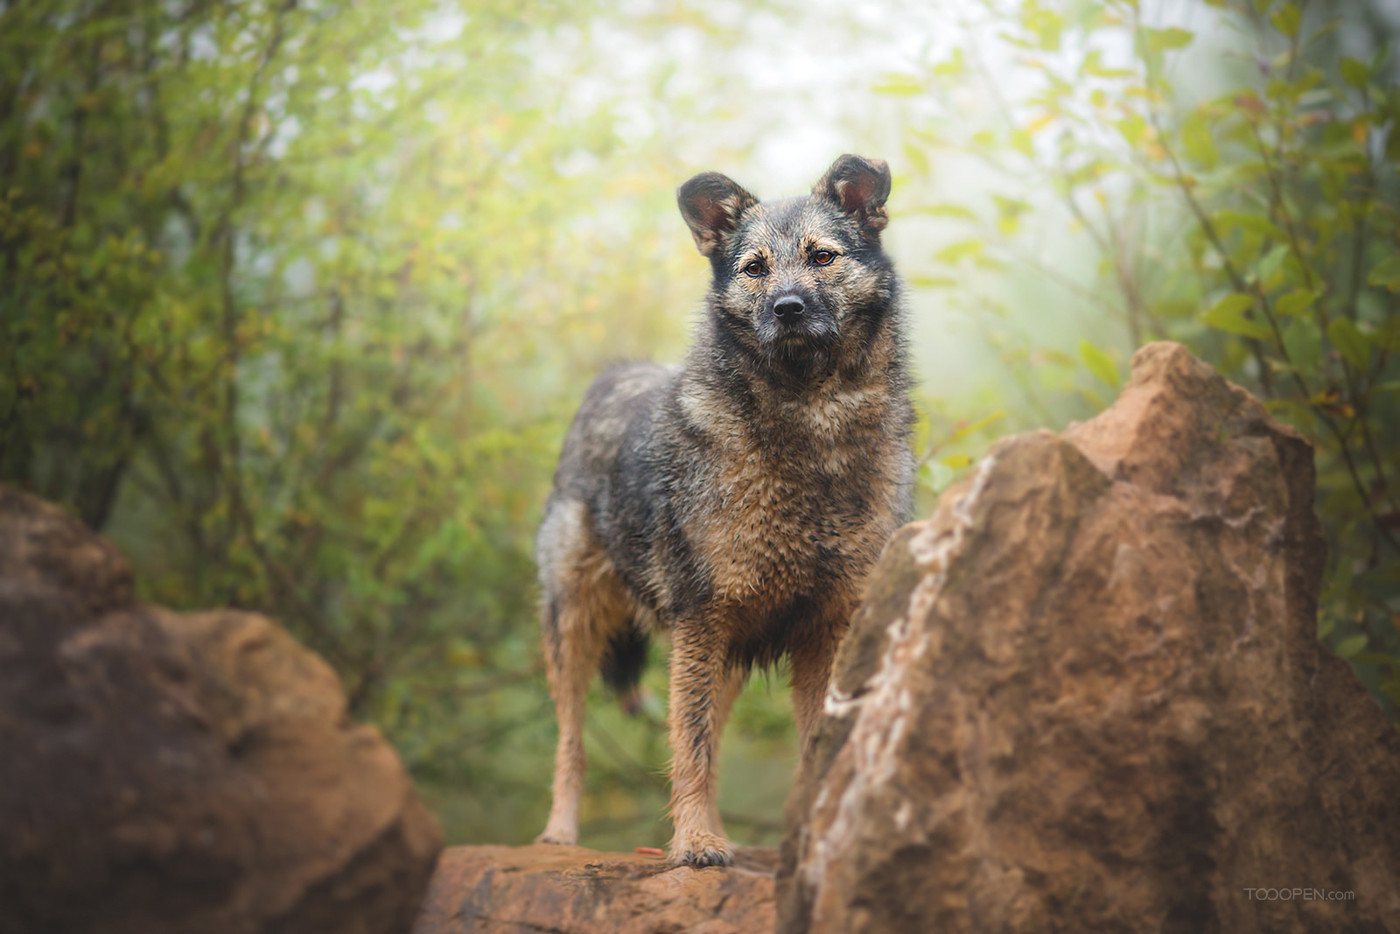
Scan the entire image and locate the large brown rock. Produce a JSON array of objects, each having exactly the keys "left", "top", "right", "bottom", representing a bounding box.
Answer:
[
  {"left": 778, "top": 342, "right": 1400, "bottom": 932},
  {"left": 412, "top": 844, "right": 777, "bottom": 934},
  {"left": 0, "top": 485, "right": 443, "bottom": 934}
]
